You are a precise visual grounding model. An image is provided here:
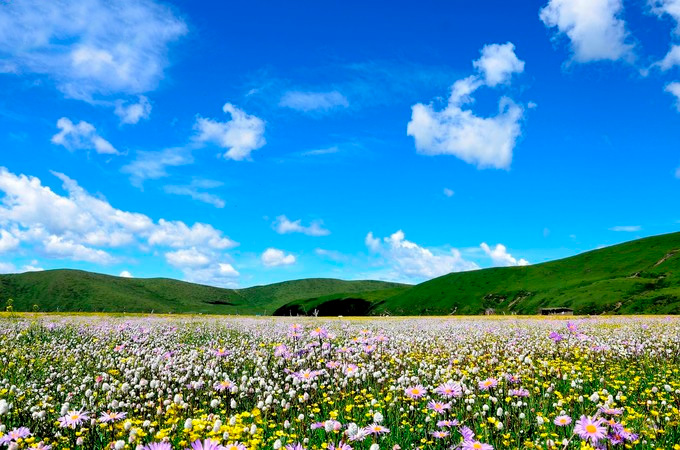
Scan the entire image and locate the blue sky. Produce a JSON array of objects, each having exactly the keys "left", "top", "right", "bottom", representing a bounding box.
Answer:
[{"left": 0, "top": 0, "right": 679, "bottom": 287}]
